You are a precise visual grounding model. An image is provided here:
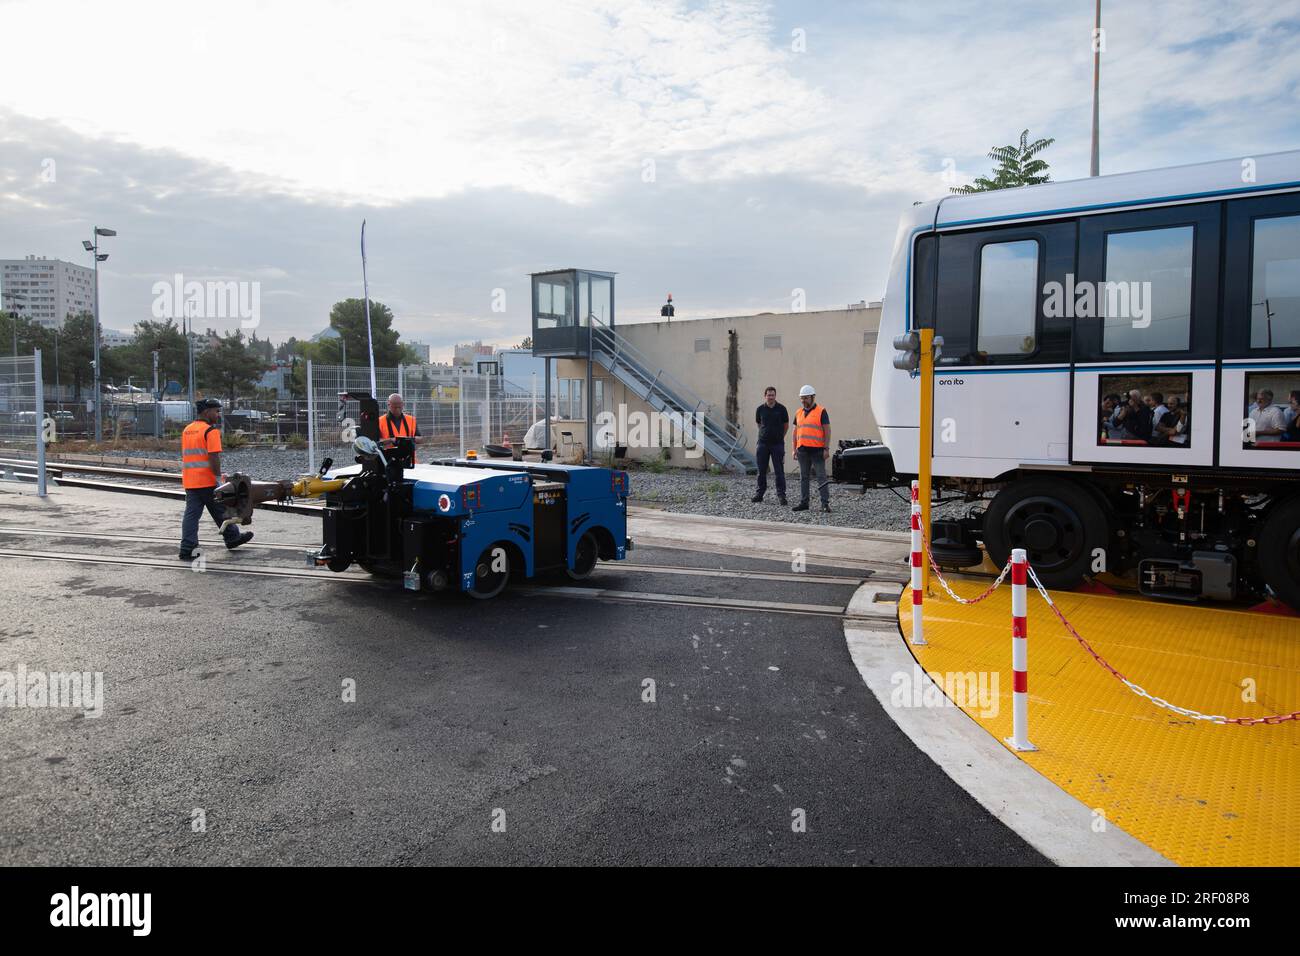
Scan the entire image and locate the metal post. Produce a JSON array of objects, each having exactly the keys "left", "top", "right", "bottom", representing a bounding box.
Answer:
[
  {"left": 186, "top": 303, "right": 196, "bottom": 405},
  {"left": 306, "top": 360, "right": 315, "bottom": 472},
  {"left": 909, "top": 481, "right": 924, "bottom": 645},
  {"left": 397, "top": 364, "right": 404, "bottom": 402},
  {"left": 91, "top": 242, "right": 102, "bottom": 442},
  {"left": 1005, "top": 548, "right": 1037, "bottom": 751},
  {"left": 457, "top": 368, "right": 465, "bottom": 457},
  {"left": 34, "top": 348, "right": 46, "bottom": 497},
  {"left": 918, "top": 327, "right": 935, "bottom": 596},
  {"left": 1090, "top": 0, "right": 1101, "bottom": 177},
  {"left": 586, "top": 311, "right": 594, "bottom": 463},
  {"left": 152, "top": 349, "right": 161, "bottom": 439},
  {"left": 531, "top": 371, "right": 537, "bottom": 428},
  {"left": 543, "top": 358, "right": 551, "bottom": 455}
]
